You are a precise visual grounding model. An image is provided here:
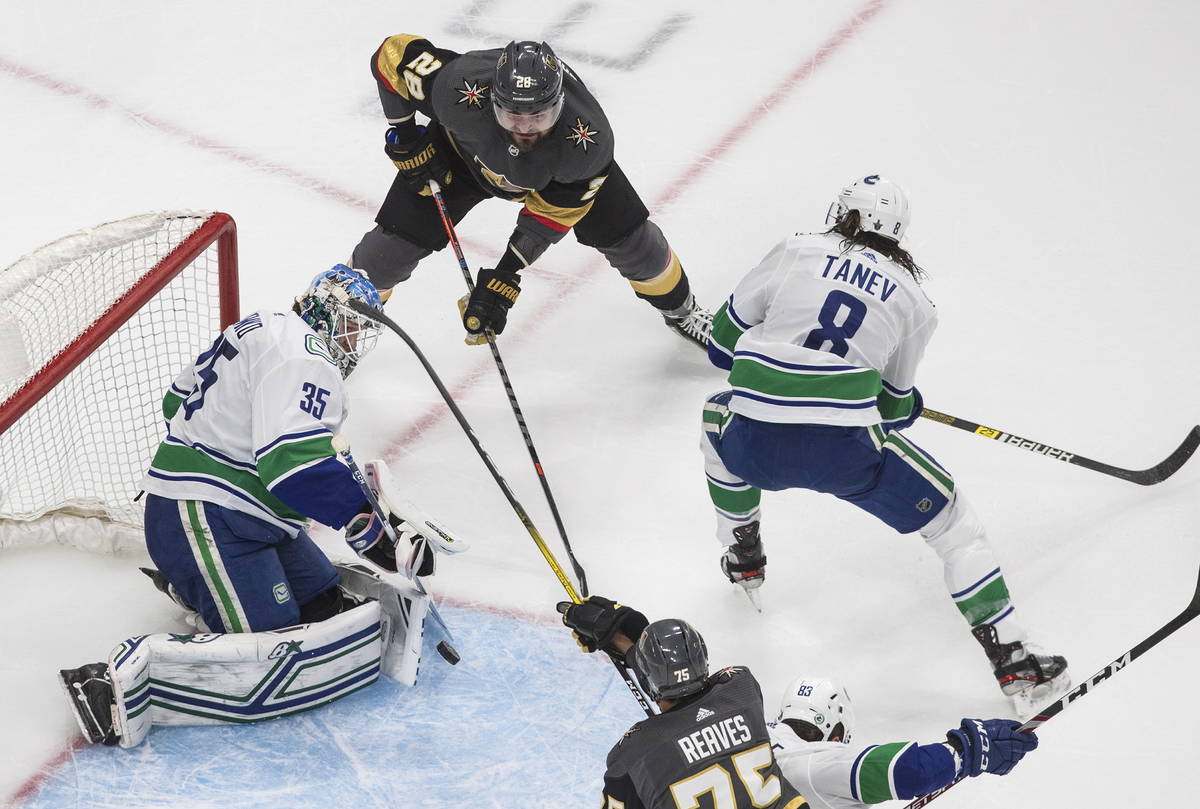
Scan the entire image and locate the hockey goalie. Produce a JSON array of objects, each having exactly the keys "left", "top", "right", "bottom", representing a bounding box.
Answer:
[{"left": 58, "top": 266, "right": 467, "bottom": 747}]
